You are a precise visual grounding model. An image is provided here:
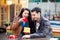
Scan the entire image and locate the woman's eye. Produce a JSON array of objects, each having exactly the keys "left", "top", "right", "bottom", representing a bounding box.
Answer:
[
  {"left": 24, "top": 13, "right": 26, "bottom": 14},
  {"left": 25, "top": 13, "right": 28, "bottom": 14}
]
